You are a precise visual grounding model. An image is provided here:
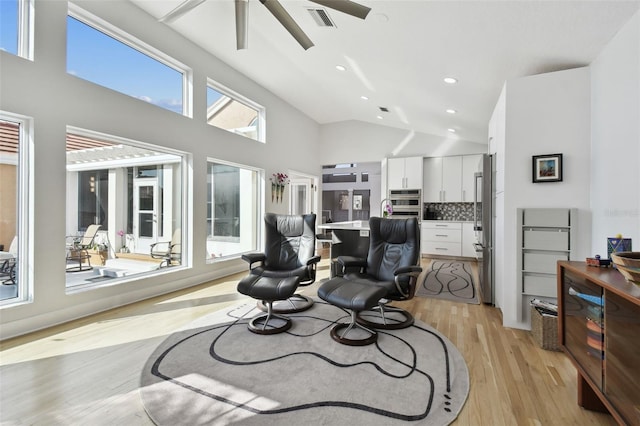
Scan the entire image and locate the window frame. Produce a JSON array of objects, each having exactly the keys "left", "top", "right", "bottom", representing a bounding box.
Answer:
[
  {"left": 206, "top": 157, "right": 264, "bottom": 262},
  {"left": 65, "top": 126, "right": 191, "bottom": 293},
  {"left": 206, "top": 78, "right": 266, "bottom": 143},
  {"left": 0, "top": 110, "right": 34, "bottom": 308},
  {"left": 67, "top": 3, "right": 193, "bottom": 117}
]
